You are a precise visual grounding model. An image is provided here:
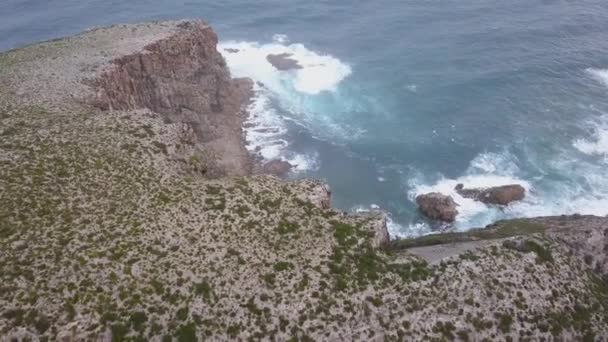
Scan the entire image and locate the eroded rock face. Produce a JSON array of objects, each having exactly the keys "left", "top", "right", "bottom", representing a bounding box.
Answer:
[
  {"left": 263, "top": 159, "right": 292, "bottom": 176},
  {"left": 455, "top": 183, "right": 525, "bottom": 205},
  {"left": 302, "top": 181, "right": 332, "bottom": 210},
  {"left": 266, "top": 53, "right": 303, "bottom": 71},
  {"left": 92, "top": 20, "right": 252, "bottom": 177},
  {"left": 416, "top": 193, "right": 459, "bottom": 222},
  {"left": 368, "top": 213, "right": 391, "bottom": 248}
]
